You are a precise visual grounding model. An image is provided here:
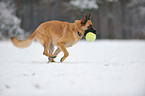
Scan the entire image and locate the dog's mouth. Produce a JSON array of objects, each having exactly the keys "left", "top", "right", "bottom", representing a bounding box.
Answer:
[{"left": 84, "top": 25, "right": 97, "bottom": 36}]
